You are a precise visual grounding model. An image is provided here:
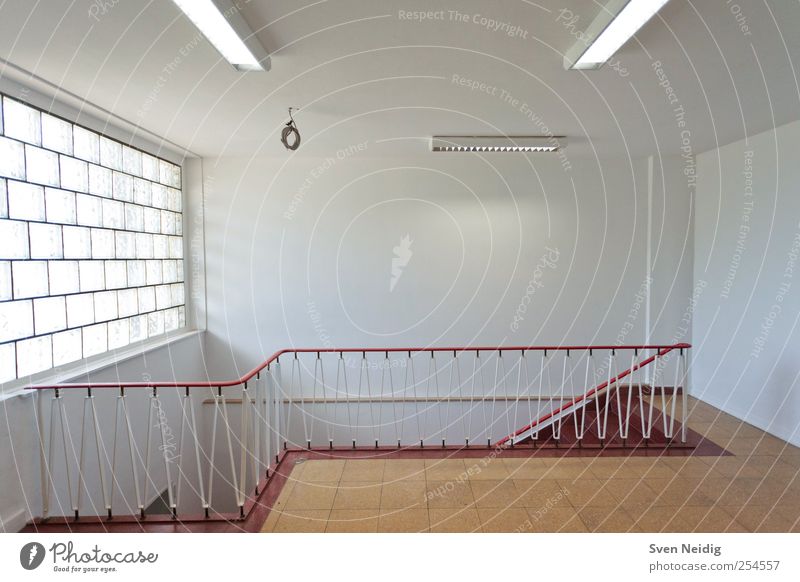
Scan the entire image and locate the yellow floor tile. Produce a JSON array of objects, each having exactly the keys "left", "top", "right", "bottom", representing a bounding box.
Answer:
[
  {"left": 470, "top": 480, "right": 522, "bottom": 509},
  {"left": 502, "top": 458, "right": 549, "bottom": 479},
  {"left": 424, "top": 458, "right": 467, "bottom": 481},
  {"left": 646, "top": 478, "right": 717, "bottom": 506},
  {"left": 539, "top": 459, "right": 594, "bottom": 480},
  {"left": 296, "top": 459, "right": 345, "bottom": 483},
  {"left": 525, "top": 507, "right": 588, "bottom": 532},
  {"left": 578, "top": 507, "right": 640, "bottom": 532},
  {"left": 326, "top": 509, "right": 380, "bottom": 532},
  {"left": 633, "top": 506, "right": 688, "bottom": 533},
  {"left": 332, "top": 482, "right": 382, "bottom": 510},
  {"left": 382, "top": 459, "right": 426, "bottom": 482},
  {"left": 732, "top": 506, "right": 800, "bottom": 532},
  {"left": 558, "top": 478, "right": 620, "bottom": 508},
  {"left": 429, "top": 508, "right": 482, "bottom": 532},
  {"left": 273, "top": 509, "right": 330, "bottom": 533},
  {"left": 513, "top": 479, "right": 571, "bottom": 509},
  {"left": 605, "top": 478, "right": 659, "bottom": 506},
  {"left": 468, "top": 458, "right": 511, "bottom": 480},
  {"left": 340, "top": 460, "right": 386, "bottom": 482},
  {"left": 478, "top": 507, "right": 531, "bottom": 532},
  {"left": 679, "top": 507, "right": 745, "bottom": 532},
  {"left": 378, "top": 508, "right": 429, "bottom": 532},
  {"left": 284, "top": 481, "right": 339, "bottom": 510},
  {"left": 380, "top": 480, "right": 428, "bottom": 509},
  {"left": 425, "top": 480, "right": 475, "bottom": 508}
]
